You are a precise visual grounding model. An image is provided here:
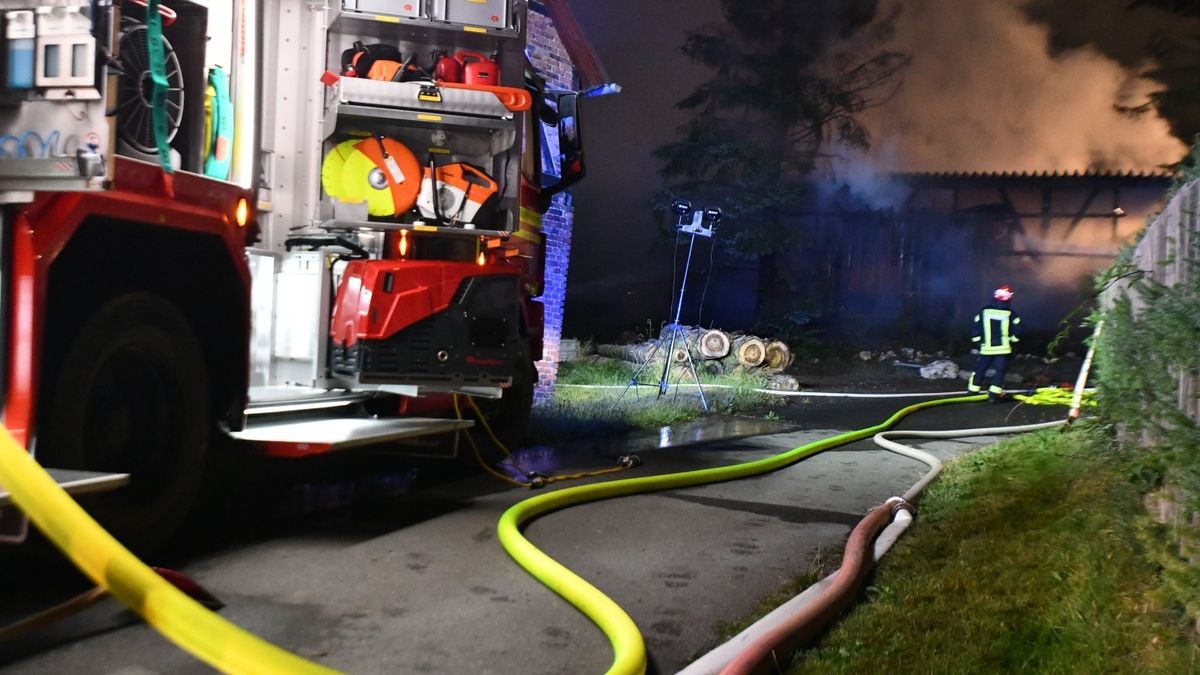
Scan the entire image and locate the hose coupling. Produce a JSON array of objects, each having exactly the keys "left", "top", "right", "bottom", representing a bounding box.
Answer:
[
  {"left": 617, "top": 455, "right": 642, "bottom": 468},
  {"left": 887, "top": 497, "right": 916, "bottom": 517},
  {"left": 529, "top": 476, "right": 547, "bottom": 489}
]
